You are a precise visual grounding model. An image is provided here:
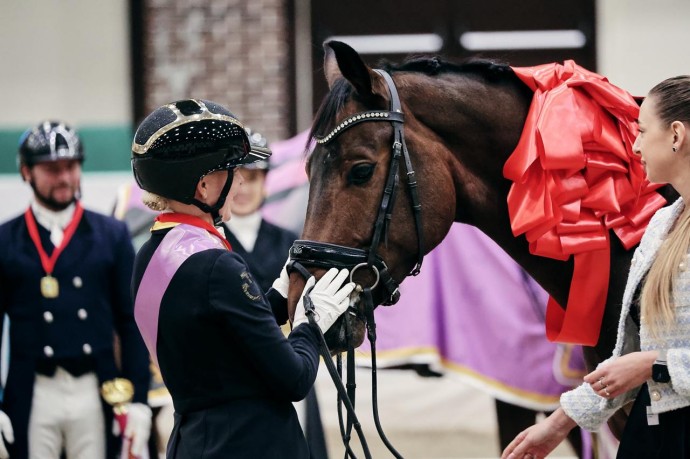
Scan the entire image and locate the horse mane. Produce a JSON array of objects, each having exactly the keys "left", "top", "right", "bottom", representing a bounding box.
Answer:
[
  {"left": 308, "top": 56, "right": 518, "bottom": 149},
  {"left": 383, "top": 56, "right": 515, "bottom": 82}
]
